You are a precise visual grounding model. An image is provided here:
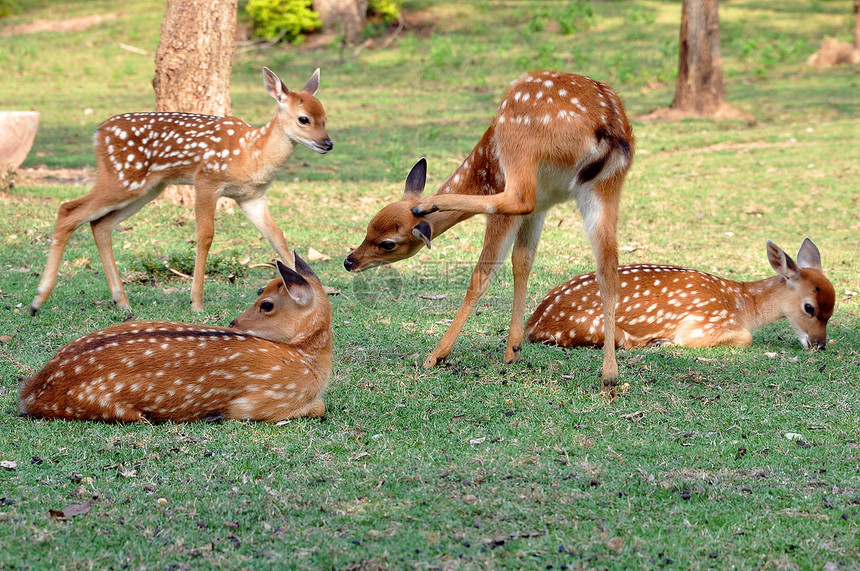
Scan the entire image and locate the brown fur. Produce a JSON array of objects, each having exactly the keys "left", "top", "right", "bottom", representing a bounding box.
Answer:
[
  {"left": 527, "top": 239, "right": 835, "bottom": 351},
  {"left": 30, "top": 68, "right": 332, "bottom": 314},
  {"left": 345, "top": 71, "right": 634, "bottom": 397},
  {"left": 20, "top": 256, "right": 331, "bottom": 423}
]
